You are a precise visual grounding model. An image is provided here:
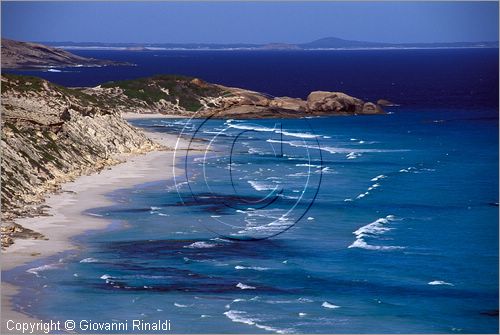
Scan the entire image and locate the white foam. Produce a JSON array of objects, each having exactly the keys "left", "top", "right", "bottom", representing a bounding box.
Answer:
[
  {"left": 371, "top": 175, "right": 386, "bottom": 182},
  {"left": 299, "top": 312, "right": 307, "bottom": 317},
  {"left": 267, "top": 140, "right": 407, "bottom": 156},
  {"left": 174, "top": 303, "right": 189, "bottom": 308},
  {"left": 235, "top": 265, "right": 269, "bottom": 271},
  {"left": 307, "top": 217, "right": 314, "bottom": 221},
  {"left": 80, "top": 257, "right": 99, "bottom": 263},
  {"left": 348, "top": 215, "right": 404, "bottom": 251},
  {"left": 227, "top": 121, "right": 319, "bottom": 140},
  {"left": 236, "top": 282, "right": 256, "bottom": 290},
  {"left": 184, "top": 241, "right": 215, "bottom": 249},
  {"left": 346, "top": 152, "right": 361, "bottom": 159},
  {"left": 428, "top": 280, "right": 454, "bottom": 286},
  {"left": 247, "top": 180, "right": 276, "bottom": 192},
  {"left": 224, "top": 310, "right": 291, "bottom": 334},
  {"left": 296, "top": 163, "right": 321, "bottom": 168},
  {"left": 356, "top": 192, "right": 369, "bottom": 199},
  {"left": 26, "top": 264, "right": 59, "bottom": 277},
  {"left": 322, "top": 301, "right": 341, "bottom": 309}
]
